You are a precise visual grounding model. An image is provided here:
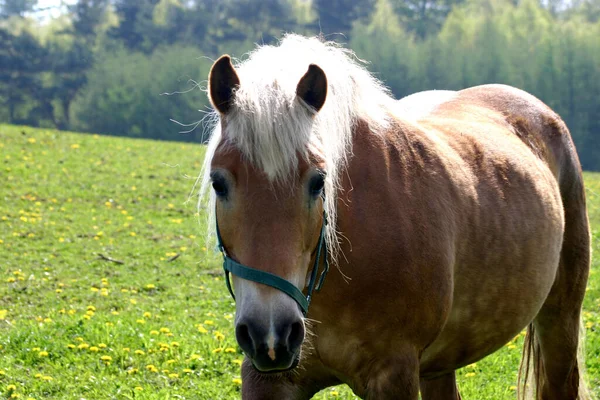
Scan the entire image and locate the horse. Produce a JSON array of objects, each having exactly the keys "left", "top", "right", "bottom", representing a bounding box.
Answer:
[{"left": 198, "top": 34, "right": 592, "bottom": 399}]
